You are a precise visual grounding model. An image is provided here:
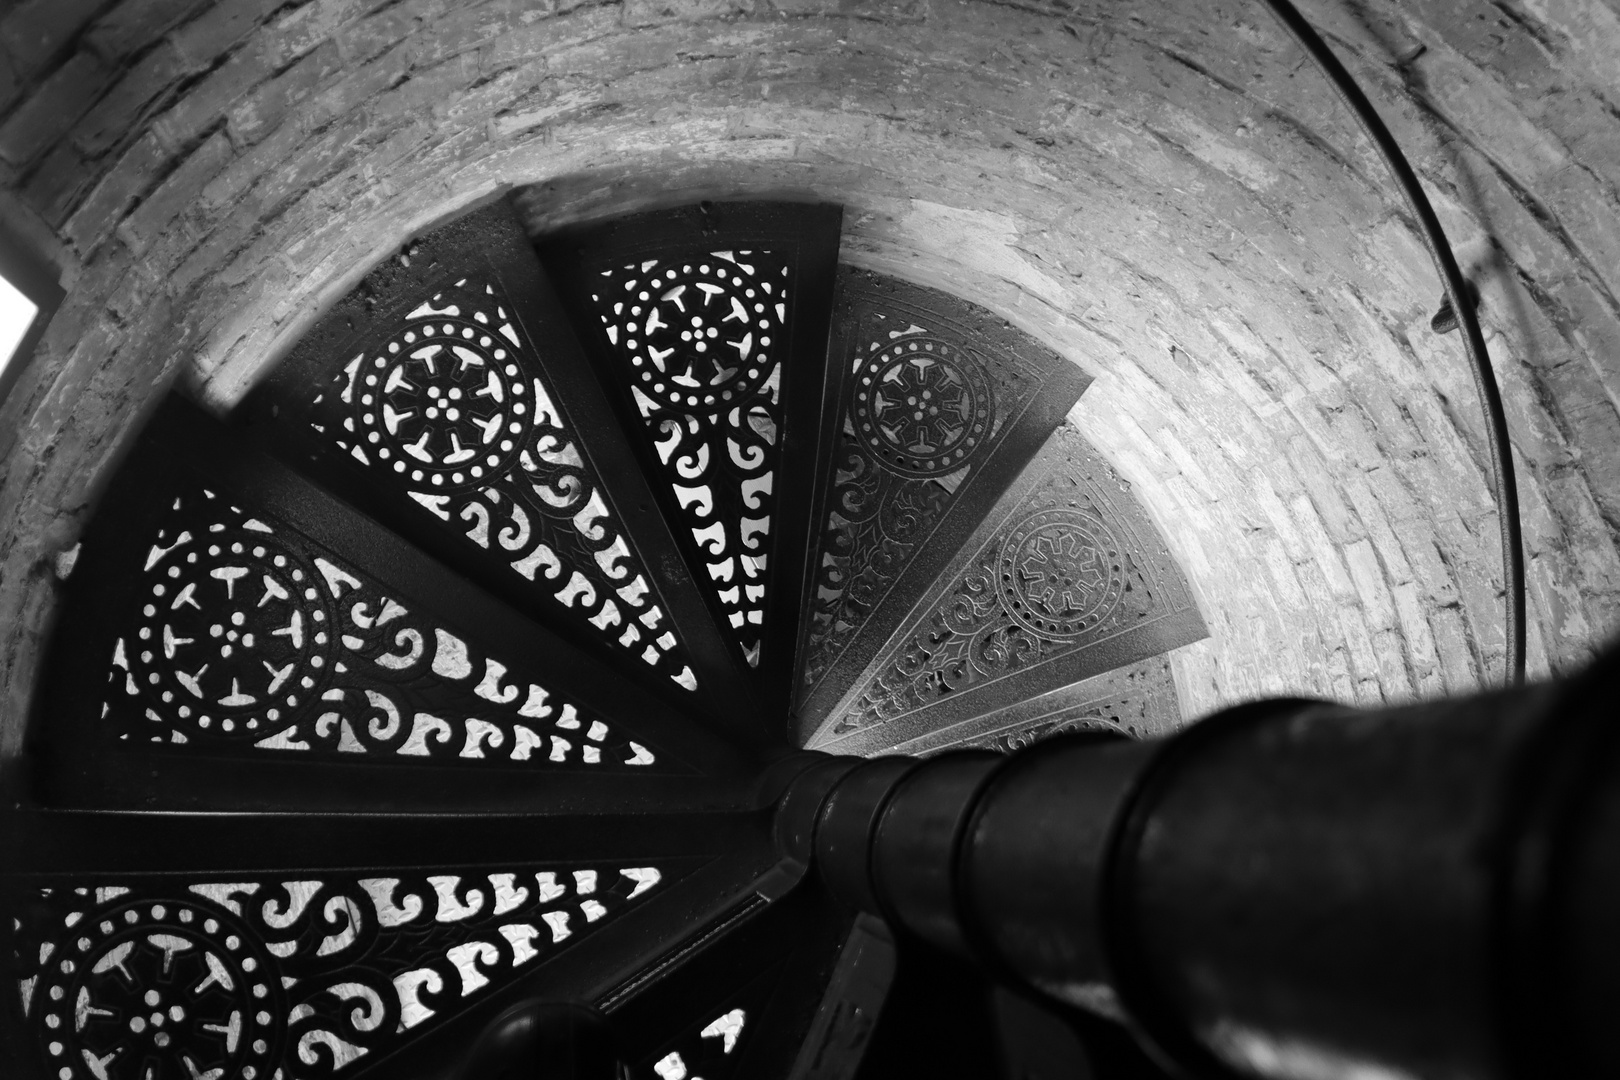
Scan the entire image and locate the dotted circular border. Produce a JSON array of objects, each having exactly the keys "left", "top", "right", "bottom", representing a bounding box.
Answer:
[
  {"left": 132, "top": 530, "right": 335, "bottom": 738},
  {"left": 853, "top": 338, "right": 993, "bottom": 478},
  {"left": 39, "top": 900, "right": 283, "bottom": 1080},
  {"left": 997, "top": 508, "right": 1126, "bottom": 639},
  {"left": 608, "top": 259, "right": 782, "bottom": 411},
  {"left": 357, "top": 316, "right": 535, "bottom": 490}
]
